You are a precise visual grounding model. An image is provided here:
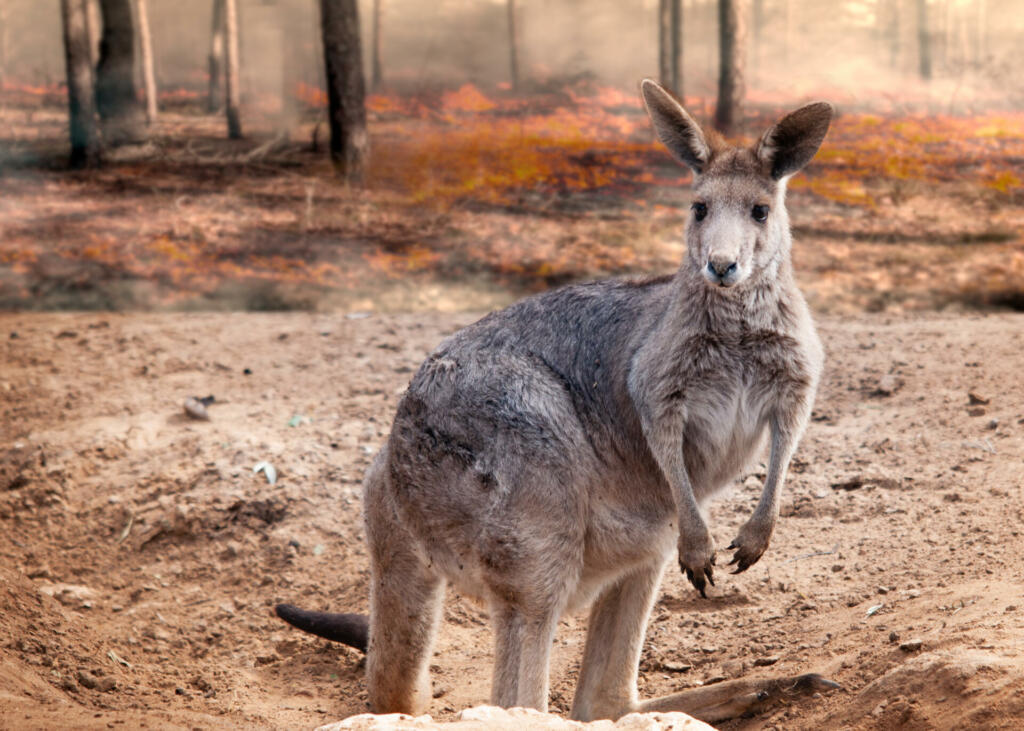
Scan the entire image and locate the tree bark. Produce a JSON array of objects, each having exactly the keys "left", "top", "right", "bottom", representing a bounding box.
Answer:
[
  {"left": 714, "top": 0, "right": 745, "bottom": 134},
  {"left": 84, "top": 0, "right": 100, "bottom": 66},
  {"left": 0, "top": 0, "right": 8, "bottom": 104},
  {"left": 61, "top": 0, "right": 101, "bottom": 167},
  {"left": 916, "top": 0, "right": 931, "bottom": 80},
  {"left": 507, "top": 0, "right": 519, "bottom": 90},
  {"left": 658, "top": 0, "right": 671, "bottom": 91},
  {"left": 96, "top": 0, "right": 145, "bottom": 145},
  {"left": 751, "top": 0, "right": 763, "bottom": 82},
  {"left": 670, "top": 0, "right": 682, "bottom": 97},
  {"left": 370, "top": 0, "right": 382, "bottom": 91},
  {"left": 973, "top": 0, "right": 986, "bottom": 66},
  {"left": 889, "top": 0, "right": 901, "bottom": 70},
  {"left": 207, "top": 0, "right": 225, "bottom": 112},
  {"left": 135, "top": 0, "right": 157, "bottom": 123},
  {"left": 224, "top": 0, "right": 241, "bottom": 138},
  {"left": 658, "top": 0, "right": 683, "bottom": 96},
  {"left": 319, "top": 0, "right": 368, "bottom": 183}
]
